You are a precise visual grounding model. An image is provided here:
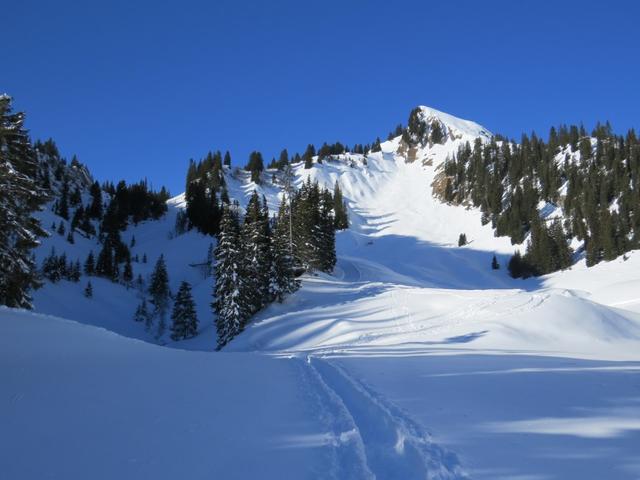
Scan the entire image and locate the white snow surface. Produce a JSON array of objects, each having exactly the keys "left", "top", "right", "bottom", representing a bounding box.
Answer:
[{"left": 3, "top": 107, "right": 640, "bottom": 479}]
